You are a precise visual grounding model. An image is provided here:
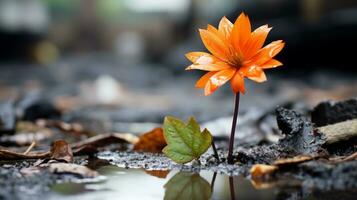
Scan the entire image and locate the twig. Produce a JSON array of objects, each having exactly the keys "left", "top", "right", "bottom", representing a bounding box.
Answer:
[
  {"left": 211, "top": 140, "right": 220, "bottom": 162},
  {"left": 23, "top": 141, "right": 36, "bottom": 155},
  {"left": 318, "top": 119, "right": 357, "bottom": 144}
]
